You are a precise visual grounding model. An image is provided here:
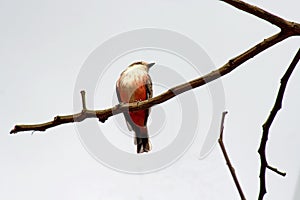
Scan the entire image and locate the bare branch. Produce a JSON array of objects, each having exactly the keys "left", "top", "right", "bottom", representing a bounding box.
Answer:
[
  {"left": 218, "top": 111, "right": 246, "bottom": 200},
  {"left": 258, "top": 48, "right": 300, "bottom": 200},
  {"left": 10, "top": 0, "right": 300, "bottom": 134},
  {"left": 221, "top": 0, "right": 300, "bottom": 31},
  {"left": 9, "top": 35, "right": 299, "bottom": 134}
]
